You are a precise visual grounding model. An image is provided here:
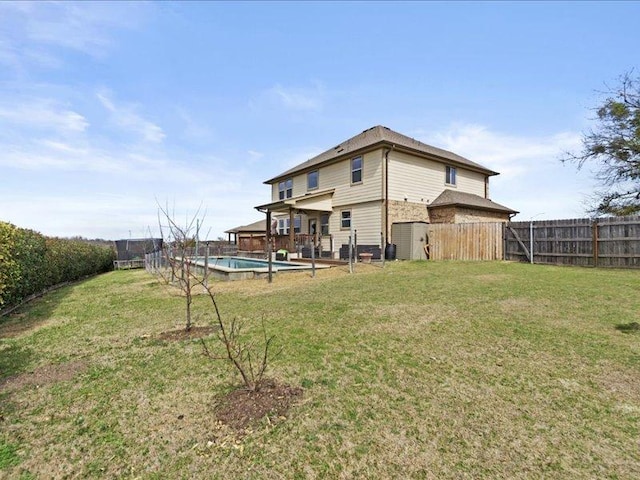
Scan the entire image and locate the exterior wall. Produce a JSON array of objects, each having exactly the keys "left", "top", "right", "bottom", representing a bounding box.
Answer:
[
  {"left": 454, "top": 208, "right": 511, "bottom": 223},
  {"left": 428, "top": 206, "right": 456, "bottom": 224},
  {"left": 320, "top": 149, "right": 383, "bottom": 206},
  {"left": 387, "top": 200, "right": 430, "bottom": 238},
  {"left": 428, "top": 206, "right": 511, "bottom": 224},
  {"left": 330, "top": 201, "right": 382, "bottom": 250},
  {"left": 387, "top": 150, "right": 488, "bottom": 203},
  {"left": 270, "top": 149, "right": 383, "bottom": 205},
  {"left": 455, "top": 169, "right": 487, "bottom": 197}
]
